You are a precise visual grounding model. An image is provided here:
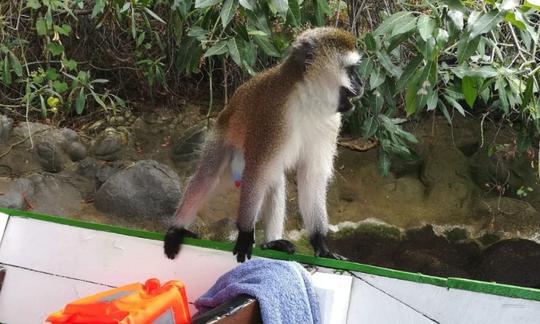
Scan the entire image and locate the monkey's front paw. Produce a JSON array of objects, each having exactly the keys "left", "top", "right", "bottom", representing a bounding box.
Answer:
[
  {"left": 261, "top": 239, "right": 296, "bottom": 254},
  {"left": 164, "top": 227, "right": 198, "bottom": 259},
  {"left": 233, "top": 230, "right": 255, "bottom": 263}
]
